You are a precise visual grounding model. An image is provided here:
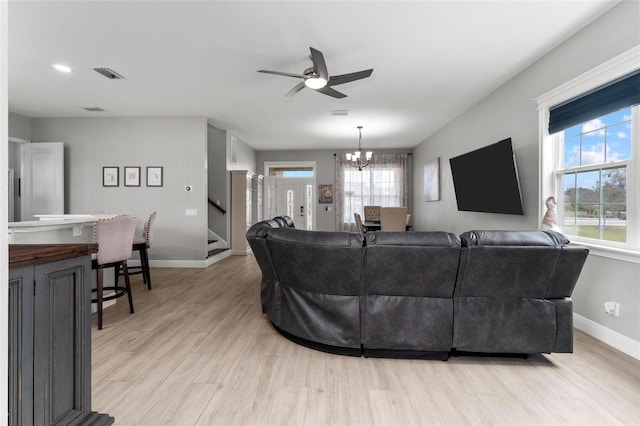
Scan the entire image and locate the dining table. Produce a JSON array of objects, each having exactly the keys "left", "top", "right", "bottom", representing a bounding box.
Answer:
[
  {"left": 364, "top": 220, "right": 412, "bottom": 232},
  {"left": 364, "top": 221, "right": 382, "bottom": 232}
]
